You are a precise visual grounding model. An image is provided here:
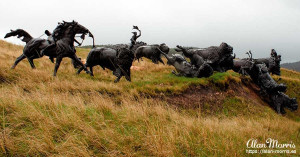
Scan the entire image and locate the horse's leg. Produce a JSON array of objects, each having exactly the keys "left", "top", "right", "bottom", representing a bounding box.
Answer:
[
  {"left": 27, "top": 57, "right": 36, "bottom": 69},
  {"left": 77, "top": 66, "right": 84, "bottom": 75},
  {"left": 70, "top": 55, "right": 91, "bottom": 75},
  {"left": 11, "top": 54, "right": 26, "bottom": 69},
  {"left": 77, "top": 64, "right": 94, "bottom": 76},
  {"left": 49, "top": 57, "right": 55, "bottom": 63},
  {"left": 53, "top": 56, "right": 62, "bottom": 76},
  {"left": 77, "top": 65, "right": 84, "bottom": 75}
]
